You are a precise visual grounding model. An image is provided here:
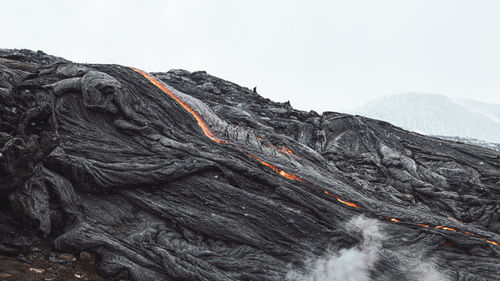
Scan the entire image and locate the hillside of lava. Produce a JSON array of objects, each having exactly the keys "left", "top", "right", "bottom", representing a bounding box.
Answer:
[{"left": 0, "top": 49, "right": 499, "bottom": 281}]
